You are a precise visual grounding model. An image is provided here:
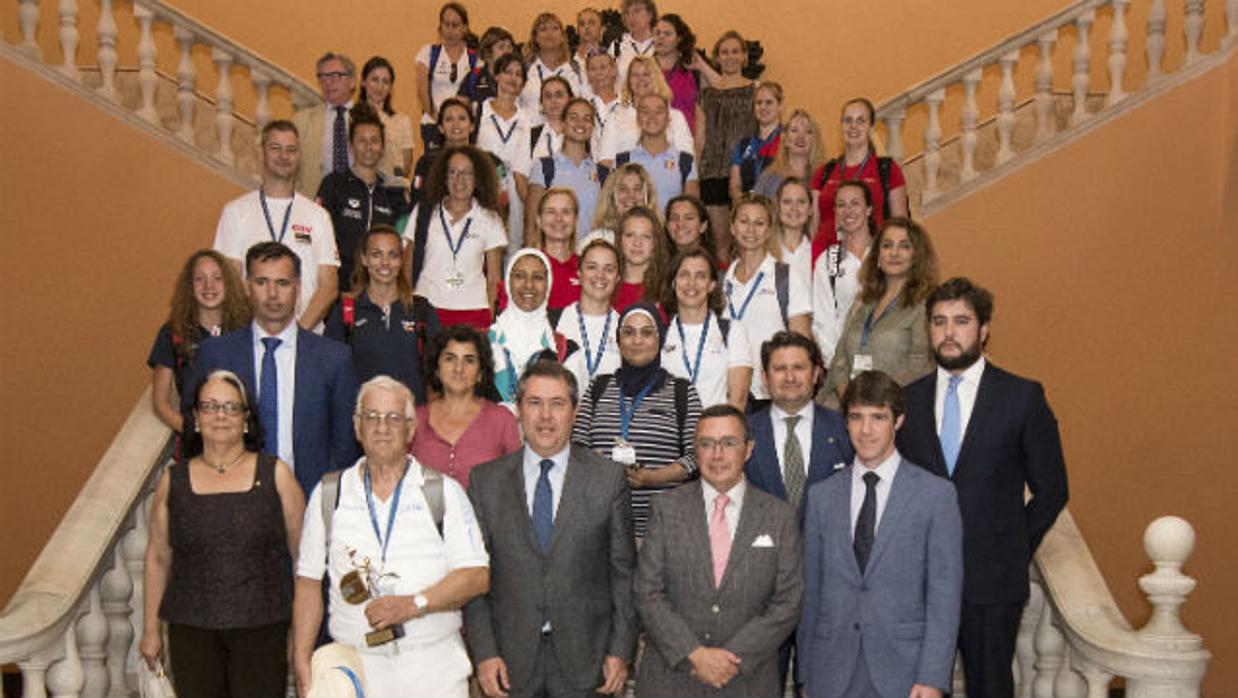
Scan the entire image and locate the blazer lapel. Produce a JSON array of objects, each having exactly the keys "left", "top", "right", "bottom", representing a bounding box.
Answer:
[
  {"left": 508, "top": 457, "right": 544, "bottom": 556},
  {"left": 953, "top": 364, "right": 998, "bottom": 479},
  {"left": 546, "top": 450, "right": 586, "bottom": 556},
  {"left": 752, "top": 413, "right": 787, "bottom": 499},
  {"left": 916, "top": 376, "right": 950, "bottom": 478},
  {"left": 831, "top": 471, "right": 863, "bottom": 582},
  {"left": 292, "top": 329, "right": 308, "bottom": 453},
  {"left": 238, "top": 327, "right": 258, "bottom": 391},
  {"left": 808, "top": 407, "right": 844, "bottom": 483},
  {"left": 719, "top": 487, "right": 764, "bottom": 590},
  {"left": 863, "top": 461, "right": 914, "bottom": 575}
]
